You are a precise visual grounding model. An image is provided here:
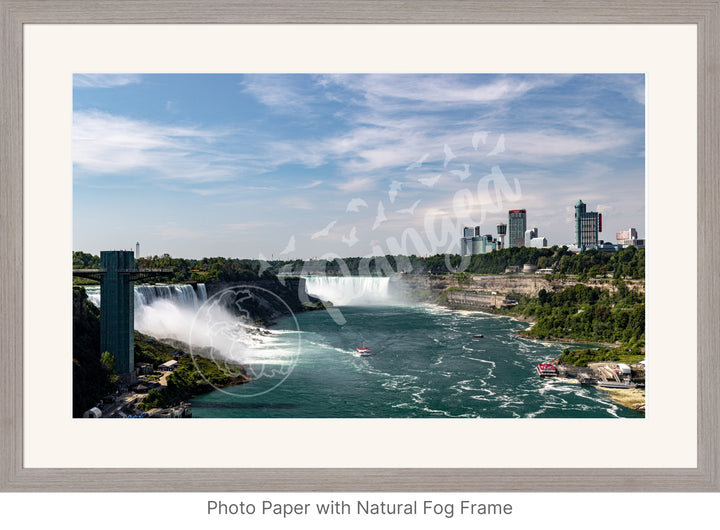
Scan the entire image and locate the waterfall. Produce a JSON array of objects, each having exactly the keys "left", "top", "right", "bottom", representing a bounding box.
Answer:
[
  {"left": 83, "top": 283, "right": 286, "bottom": 364},
  {"left": 86, "top": 284, "right": 209, "bottom": 346},
  {"left": 86, "top": 287, "right": 101, "bottom": 307},
  {"left": 303, "top": 276, "right": 392, "bottom": 306},
  {"left": 134, "top": 284, "right": 207, "bottom": 309},
  {"left": 85, "top": 284, "right": 207, "bottom": 310}
]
